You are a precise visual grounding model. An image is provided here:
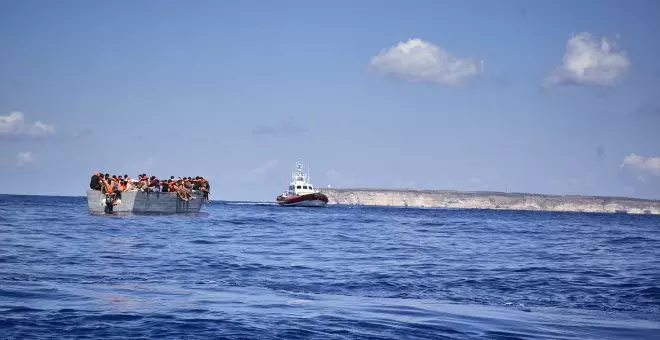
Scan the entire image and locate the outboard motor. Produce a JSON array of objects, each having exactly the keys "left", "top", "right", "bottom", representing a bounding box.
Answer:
[{"left": 104, "top": 193, "right": 115, "bottom": 213}]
